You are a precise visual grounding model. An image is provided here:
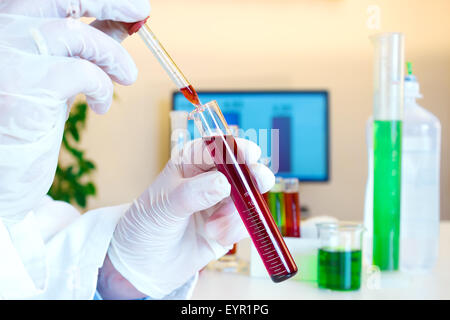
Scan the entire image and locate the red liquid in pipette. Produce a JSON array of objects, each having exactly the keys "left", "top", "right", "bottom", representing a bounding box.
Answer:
[
  {"left": 181, "top": 85, "right": 201, "bottom": 106},
  {"left": 123, "top": 20, "right": 203, "bottom": 108},
  {"left": 203, "top": 134, "right": 297, "bottom": 282}
]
